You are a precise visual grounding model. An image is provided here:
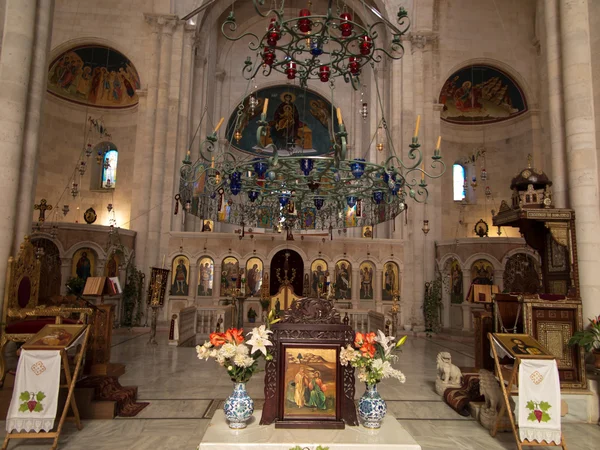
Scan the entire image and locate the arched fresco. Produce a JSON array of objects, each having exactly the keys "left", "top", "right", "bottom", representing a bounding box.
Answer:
[
  {"left": 47, "top": 45, "right": 140, "bottom": 108},
  {"left": 225, "top": 85, "right": 340, "bottom": 156},
  {"left": 439, "top": 65, "right": 527, "bottom": 124}
]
